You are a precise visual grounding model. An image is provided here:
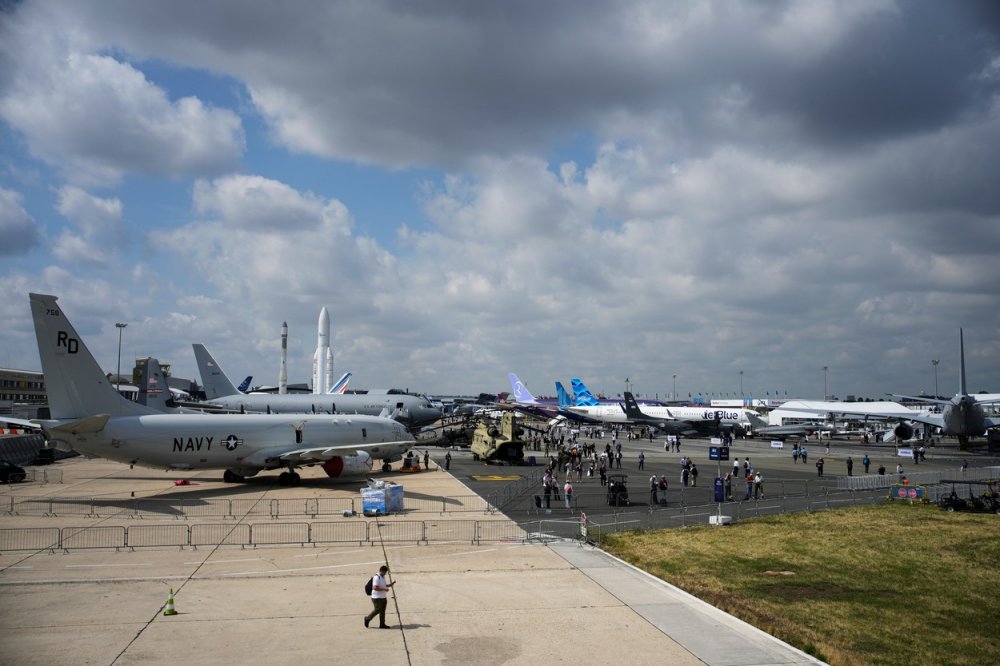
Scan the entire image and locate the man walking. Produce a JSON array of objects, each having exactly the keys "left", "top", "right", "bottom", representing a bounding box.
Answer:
[{"left": 364, "top": 565, "right": 395, "bottom": 629}]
